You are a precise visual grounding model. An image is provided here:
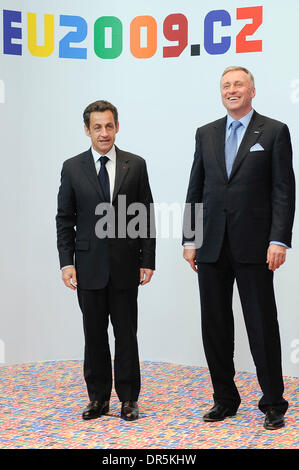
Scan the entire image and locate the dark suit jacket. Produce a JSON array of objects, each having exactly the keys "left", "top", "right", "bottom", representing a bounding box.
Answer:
[
  {"left": 185, "top": 111, "right": 295, "bottom": 263},
  {"left": 56, "top": 146, "right": 155, "bottom": 289}
]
